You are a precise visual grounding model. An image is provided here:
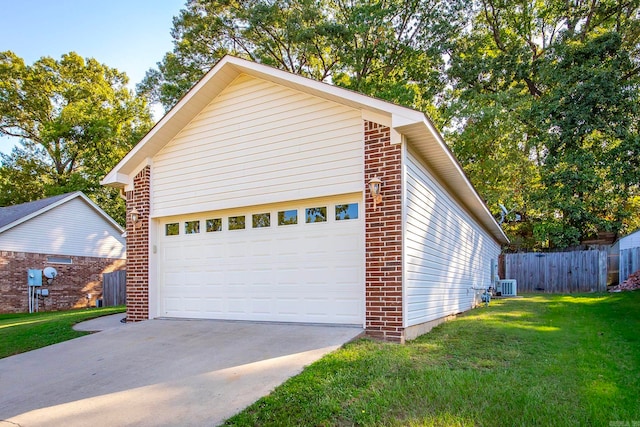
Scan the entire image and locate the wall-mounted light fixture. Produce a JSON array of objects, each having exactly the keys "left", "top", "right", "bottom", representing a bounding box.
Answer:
[
  {"left": 130, "top": 207, "right": 141, "bottom": 229},
  {"left": 368, "top": 176, "right": 383, "bottom": 209}
]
